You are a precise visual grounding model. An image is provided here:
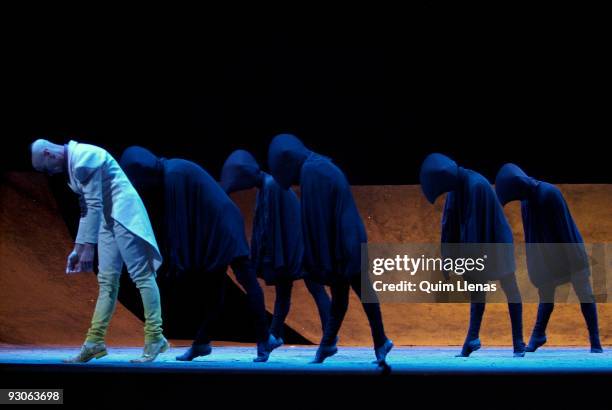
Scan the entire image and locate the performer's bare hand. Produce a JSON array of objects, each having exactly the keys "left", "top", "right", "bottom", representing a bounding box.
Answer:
[
  {"left": 66, "top": 250, "right": 80, "bottom": 273},
  {"left": 66, "top": 243, "right": 95, "bottom": 273}
]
